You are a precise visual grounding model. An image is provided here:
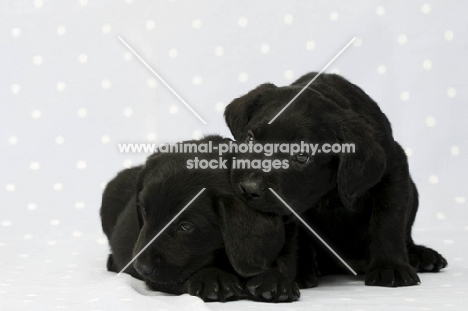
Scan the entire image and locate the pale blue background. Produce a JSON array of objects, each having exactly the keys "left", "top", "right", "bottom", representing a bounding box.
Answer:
[{"left": 1, "top": 0, "right": 467, "bottom": 310}]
